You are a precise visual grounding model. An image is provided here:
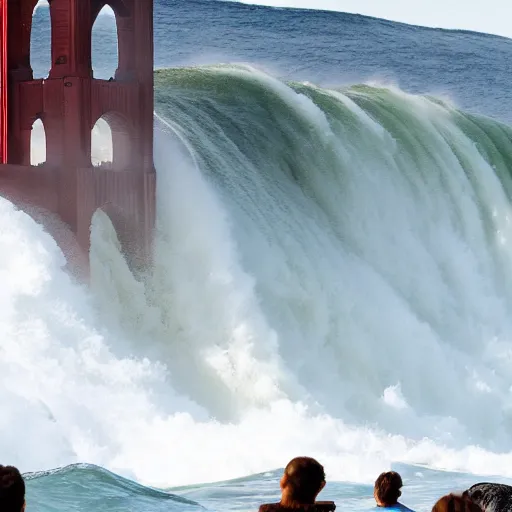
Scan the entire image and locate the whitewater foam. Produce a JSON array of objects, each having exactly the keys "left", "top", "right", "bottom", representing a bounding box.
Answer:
[{"left": 4, "top": 67, "right": 512, "bottom": 489}]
